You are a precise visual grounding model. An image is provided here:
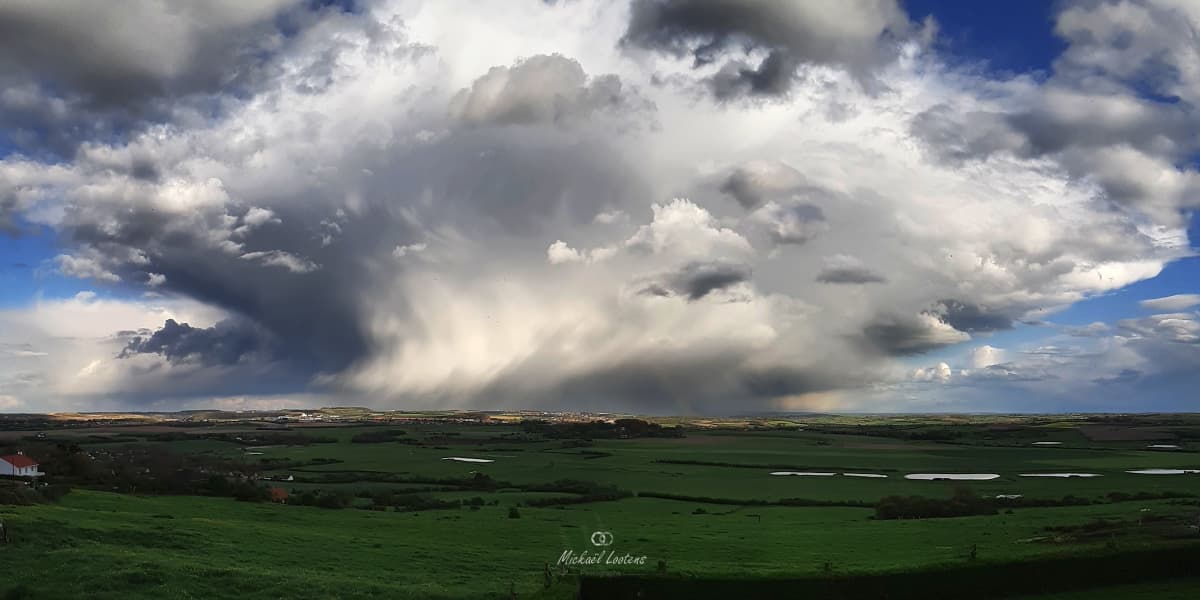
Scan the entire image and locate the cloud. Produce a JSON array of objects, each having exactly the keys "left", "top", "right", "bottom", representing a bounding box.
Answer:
[
  {"left": 638, "top": 260, "right": 752, "bottom": 301},
  {"left": 55, "top": 253, "right": 120, "bottom": 282},
  {"left": 392, "top": 242, "right": 428, "bottom": 259},
  {"left": 621, "top": 0, "right": 919, "bottom": 99},
  {"left": 1140, "top": 294, "right": 1200, "bottom": 312},
  {"left": 1118, "top": 312, "right": 1200, "bottom": 344},
  {"left": 625, "top": 198, "right": 752, "bottom": 258},
  {"left": 908, "top": 1, "right": 1200, "bottom": 227},
  {"left": 593, "top": 209, "right": 629, "bottom": 225},
  {"left": 749, "top": 201, "right": 827, "bottom": 246},
  {"left": 968, "top": 345, "right": 1005, "bottom": 369},
  {"left": 238, "top": 251, "right": 319, "bottom": 274},
  {"left": 912, "top": 361, "right": 952, "bottom": 383},
  {"left": 119, "top": 318, "right": 275, "bottom": 366},
  {"left": 816, "top": 254, "right": 886, "bottom": 284},
  {"left": 0, "top": 0, "right": 336, "bottom": 157},
  {"left": 860, "top": 313, "right": 970, "bottom": 356},
  {"left": 929, "top": 300, "right": 1014, "bottom": 334},
  {"left": 719, "top": 160, "right": 806, "bottom": 209},
  {"left": 1, "top": 0, "right": 1198, "bottom": 413},
  {"left": 450, "top": 54, "right": 649, "bottom": 127},
  {"left": 1063, "top": 322, "right": 1110, "bottom": 337}
]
